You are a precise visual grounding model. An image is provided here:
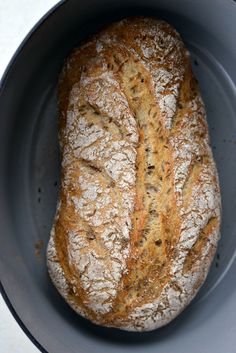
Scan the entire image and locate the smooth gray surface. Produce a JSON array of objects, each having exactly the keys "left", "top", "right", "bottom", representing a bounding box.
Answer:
[
  {"left": 0, "top": 2, "right": 58, "bottom": 352},
  {"left": 0, "top": 0, "right": 236, "bottom": 352}
]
